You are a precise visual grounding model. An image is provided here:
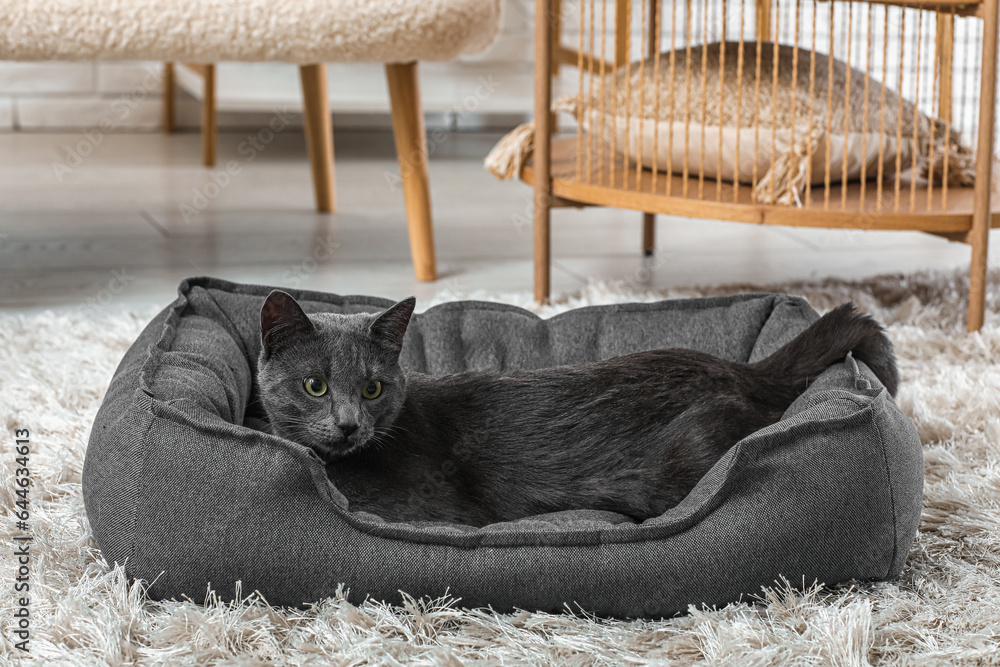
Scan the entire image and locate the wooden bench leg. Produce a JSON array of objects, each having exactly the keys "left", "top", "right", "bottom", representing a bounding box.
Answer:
[
  {"left": 299, "top": 64, "right": 335, "bottom": 213},
  {"left": 202, "top": 64, "right": 216, "bottom": 167},
  {"left": 386, "top": 61, "right": 437, "bottom": 282},
  {"left": 162, "top": 62, "right": 175, "bottom": 133},
  {"left": 968, "top": 234, "right": 990, "bottom": 332},
  {"left": 642, "top": 213, "right": 655, "bottom": 256},
  {"left": 535, "top": 198, "right": 551, "bottom": 304},
  {"left": 967, "top": 0, "right": 997, "bottom": 332},
  {"left": 533, "top": 0, "right": 554, "bottom": 304}
]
